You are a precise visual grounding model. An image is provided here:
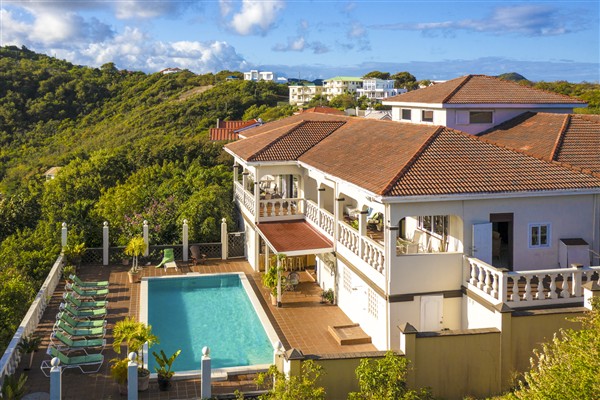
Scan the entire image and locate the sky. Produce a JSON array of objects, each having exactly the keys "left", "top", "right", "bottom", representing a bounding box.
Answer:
[{"left": 1, "top": 0, "right": 599, "bottom": 82}]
